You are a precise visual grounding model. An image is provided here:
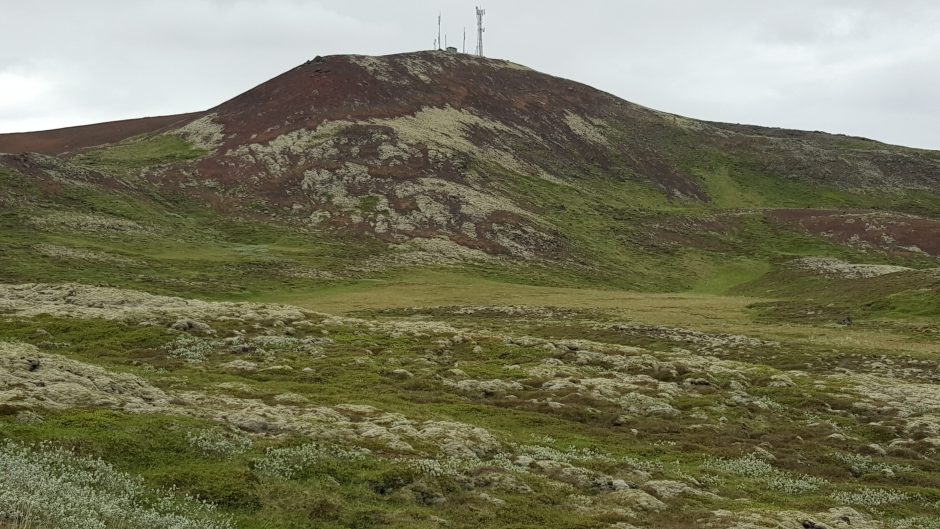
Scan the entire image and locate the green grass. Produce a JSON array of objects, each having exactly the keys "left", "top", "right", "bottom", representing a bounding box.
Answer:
[
  {"left": 690, "top": 257, "right": 771, "bottom": 294},
  {"left": 741, "top": 265, "right": 940, "bottom": 323},
  {"left": 687, "top": 148, "right": 940, "bottom": 216},
  {"left": 359, "top": 195, "right": 380, "bottom": 212},
  {"left": 2, "top": 306, "right": 939, "bottom": 528},
  {"left": 874, "top": 288, "right": 940, "bottom": 318},
  {"left": 76, "top": 134, "right": 208, "bottom": 170},
  {"left": 0, "top": 170, "right": 398, "bottom": 300}
]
